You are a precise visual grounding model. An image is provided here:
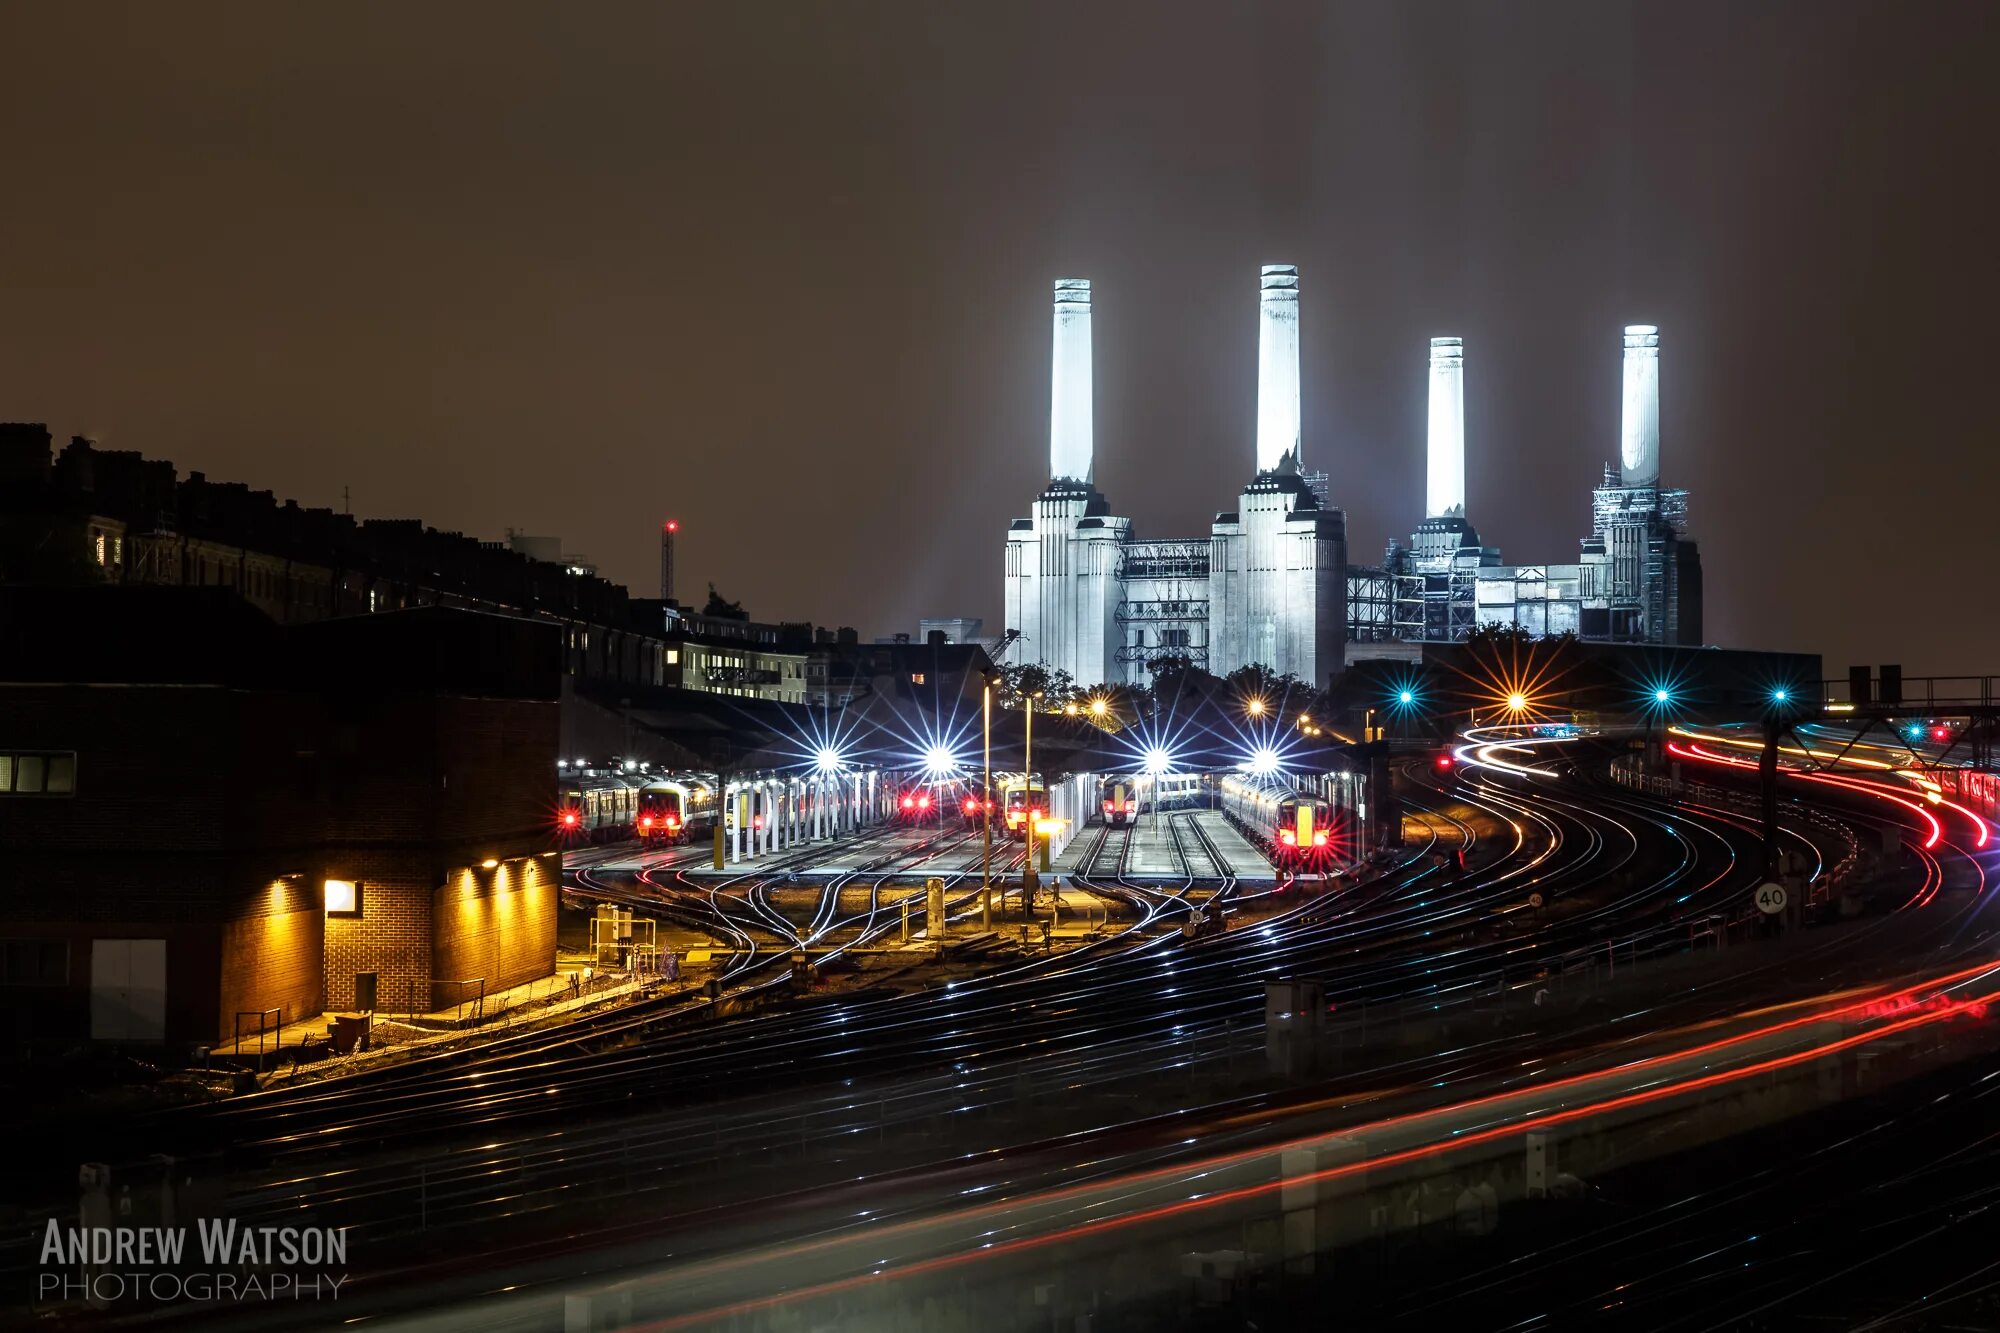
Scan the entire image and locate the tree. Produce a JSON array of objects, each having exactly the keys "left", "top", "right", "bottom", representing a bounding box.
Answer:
[
  {"left": 1146, "top": 655, "right": 1219, "bottom": 713},
  {"left": 0, "top": 513, "right": 105, "bottom": 587},
  {"left": 1456, "top": 623, "right": 1579, "bottom": 719},
  {"left": 701, "top": 583, "right": 747, "bottom": 620},
  {"left": 1221, "top": 663, "right": 1317, "bottom": 721},
  {"left": 1074, "top": 681, "right": 1151, "bottom": 730},
  {"left": 996, "top": 662, "right": 1074, "bottom": 710}
]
